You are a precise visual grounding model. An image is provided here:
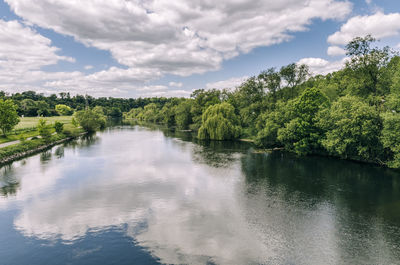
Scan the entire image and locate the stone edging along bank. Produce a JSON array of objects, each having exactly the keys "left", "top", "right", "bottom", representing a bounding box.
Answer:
[{"left": 0, "top": 132, "right": 87, "bottom": 166}]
